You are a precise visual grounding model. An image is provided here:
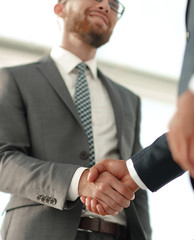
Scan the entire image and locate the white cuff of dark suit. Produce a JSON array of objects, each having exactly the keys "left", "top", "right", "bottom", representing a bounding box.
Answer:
[{"left": 126, "top": 159, "right": 147, "bottom": 190}]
